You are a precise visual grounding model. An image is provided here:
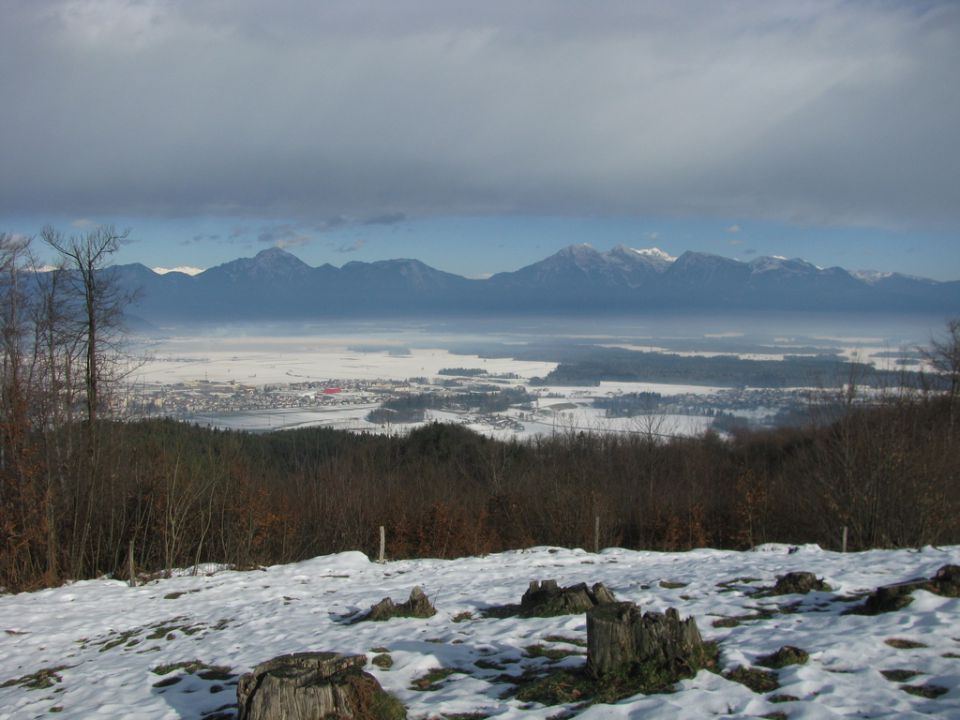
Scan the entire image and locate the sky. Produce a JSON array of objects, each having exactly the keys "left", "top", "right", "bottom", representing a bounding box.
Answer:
[{"left": 1, "top": 0, "right": 959, "bottom": 280}]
